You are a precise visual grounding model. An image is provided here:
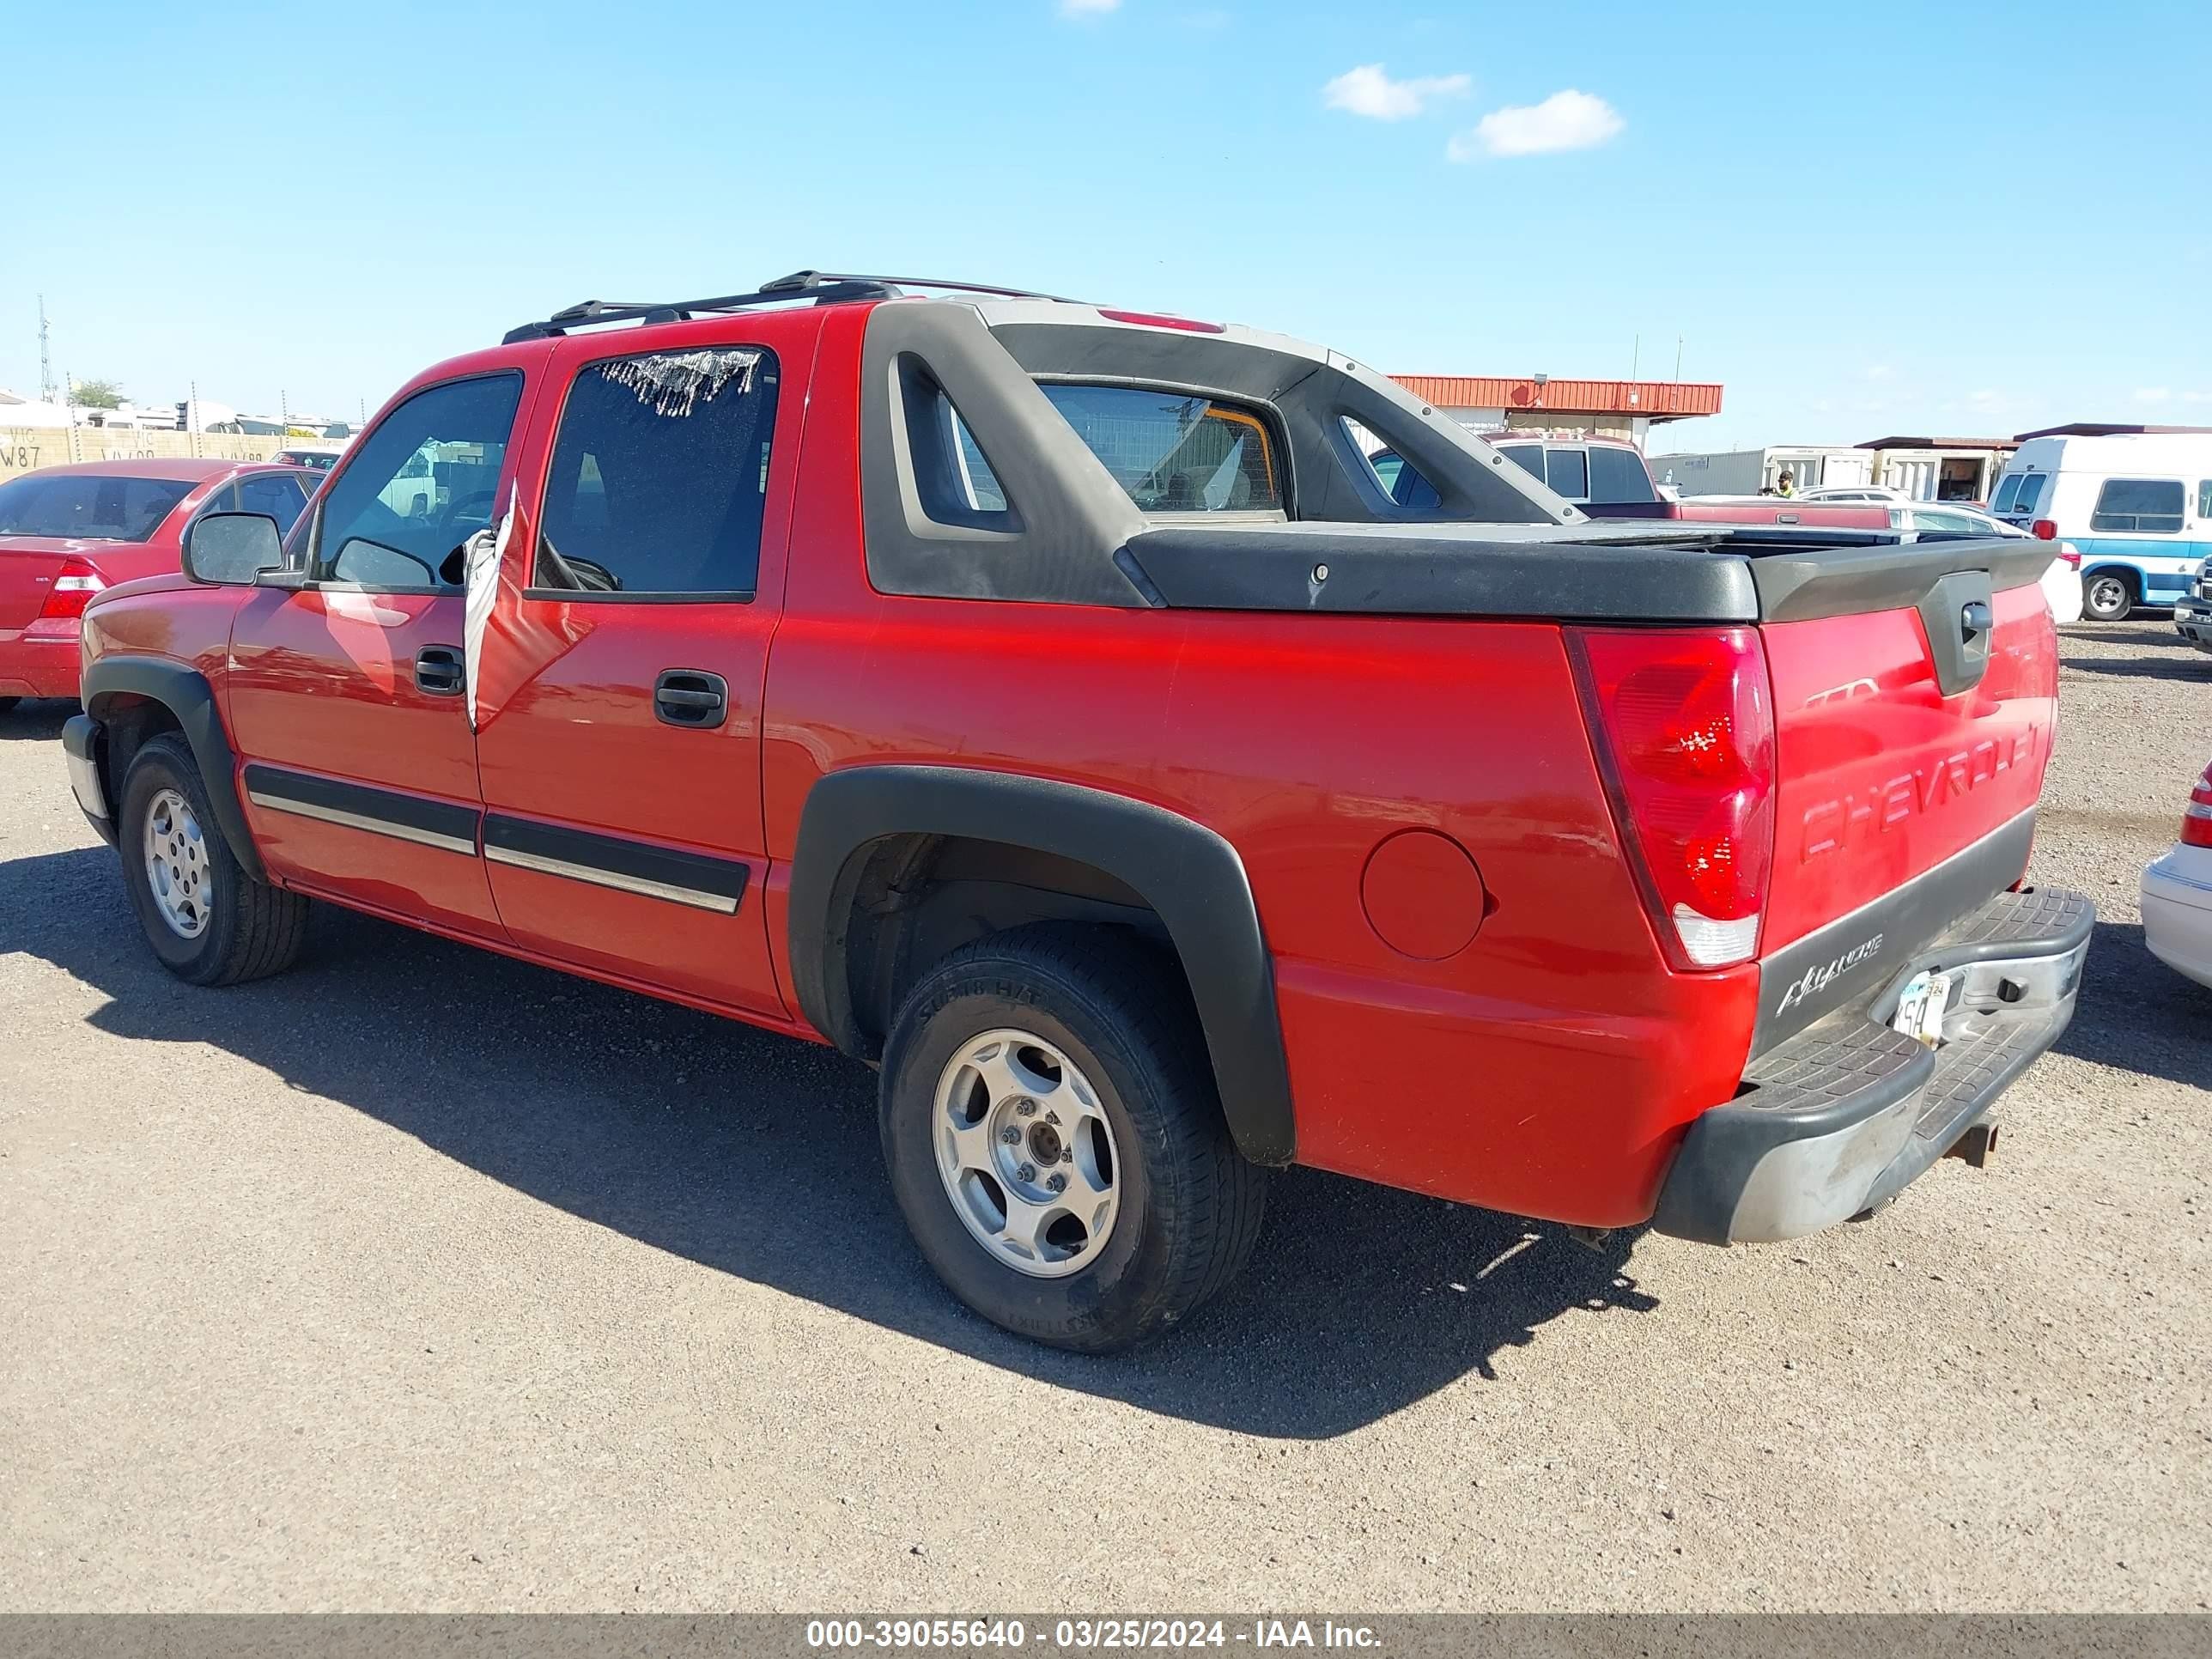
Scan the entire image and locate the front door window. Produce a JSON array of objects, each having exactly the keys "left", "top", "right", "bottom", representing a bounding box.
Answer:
[{"left": 308, "top": 374, "right": 524, "bottom": 589}]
